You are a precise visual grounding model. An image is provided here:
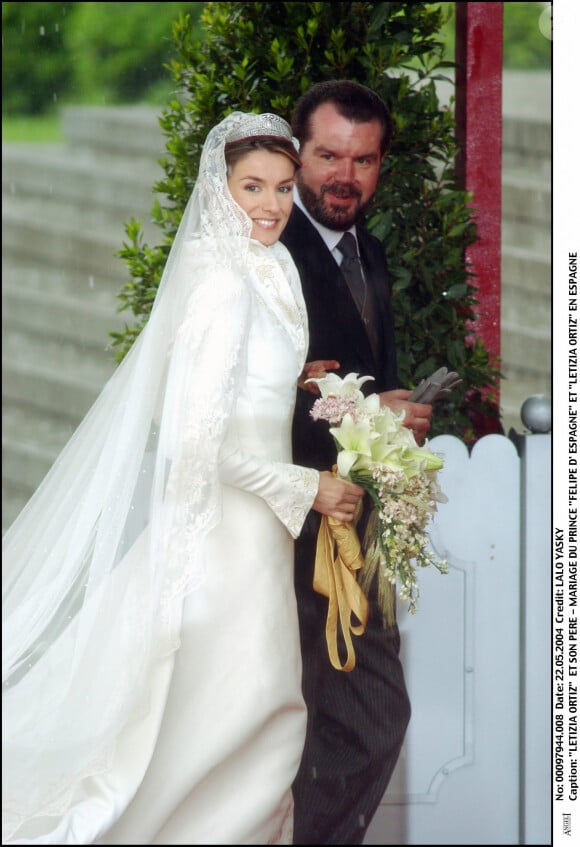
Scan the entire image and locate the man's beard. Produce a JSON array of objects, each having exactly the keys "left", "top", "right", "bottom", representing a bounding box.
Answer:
[{"left": 296, "top": 177, "right": 366, "bottom": 231}]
